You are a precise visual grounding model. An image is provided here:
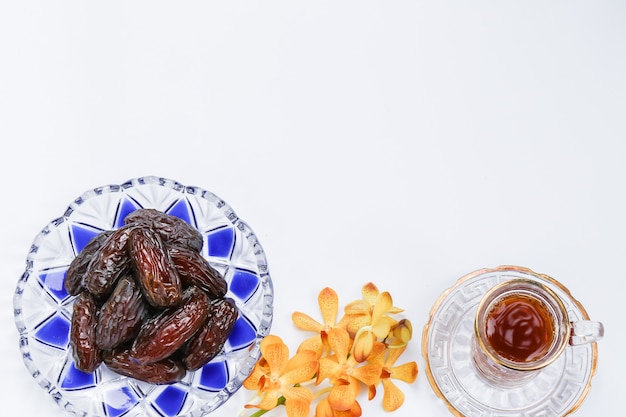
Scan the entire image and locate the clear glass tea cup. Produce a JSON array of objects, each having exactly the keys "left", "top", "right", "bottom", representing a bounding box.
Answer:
[{"left": 472, "top": 279, "right": 603, "bottom": 386}]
